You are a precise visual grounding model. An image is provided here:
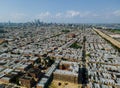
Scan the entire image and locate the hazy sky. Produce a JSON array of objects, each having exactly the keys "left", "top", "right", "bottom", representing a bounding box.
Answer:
[{"left": 0, "top": 0, "right": 120, "bottom": 23}]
